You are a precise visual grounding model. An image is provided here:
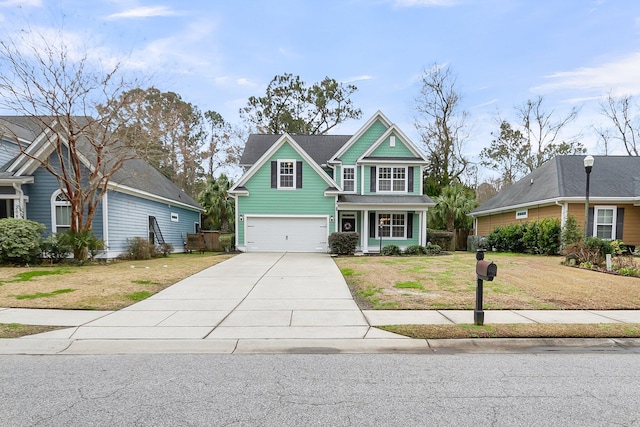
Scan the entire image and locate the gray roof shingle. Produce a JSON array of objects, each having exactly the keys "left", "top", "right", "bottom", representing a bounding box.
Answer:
[
  {"left": 472, "top": 155, "right": 640, "bottom": 214},
  {"left": 0, "top": 116, "right": 201, "bottom": 210},
  {"left": 240, "top": 134, "right": 351, "bottom": 167}
]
